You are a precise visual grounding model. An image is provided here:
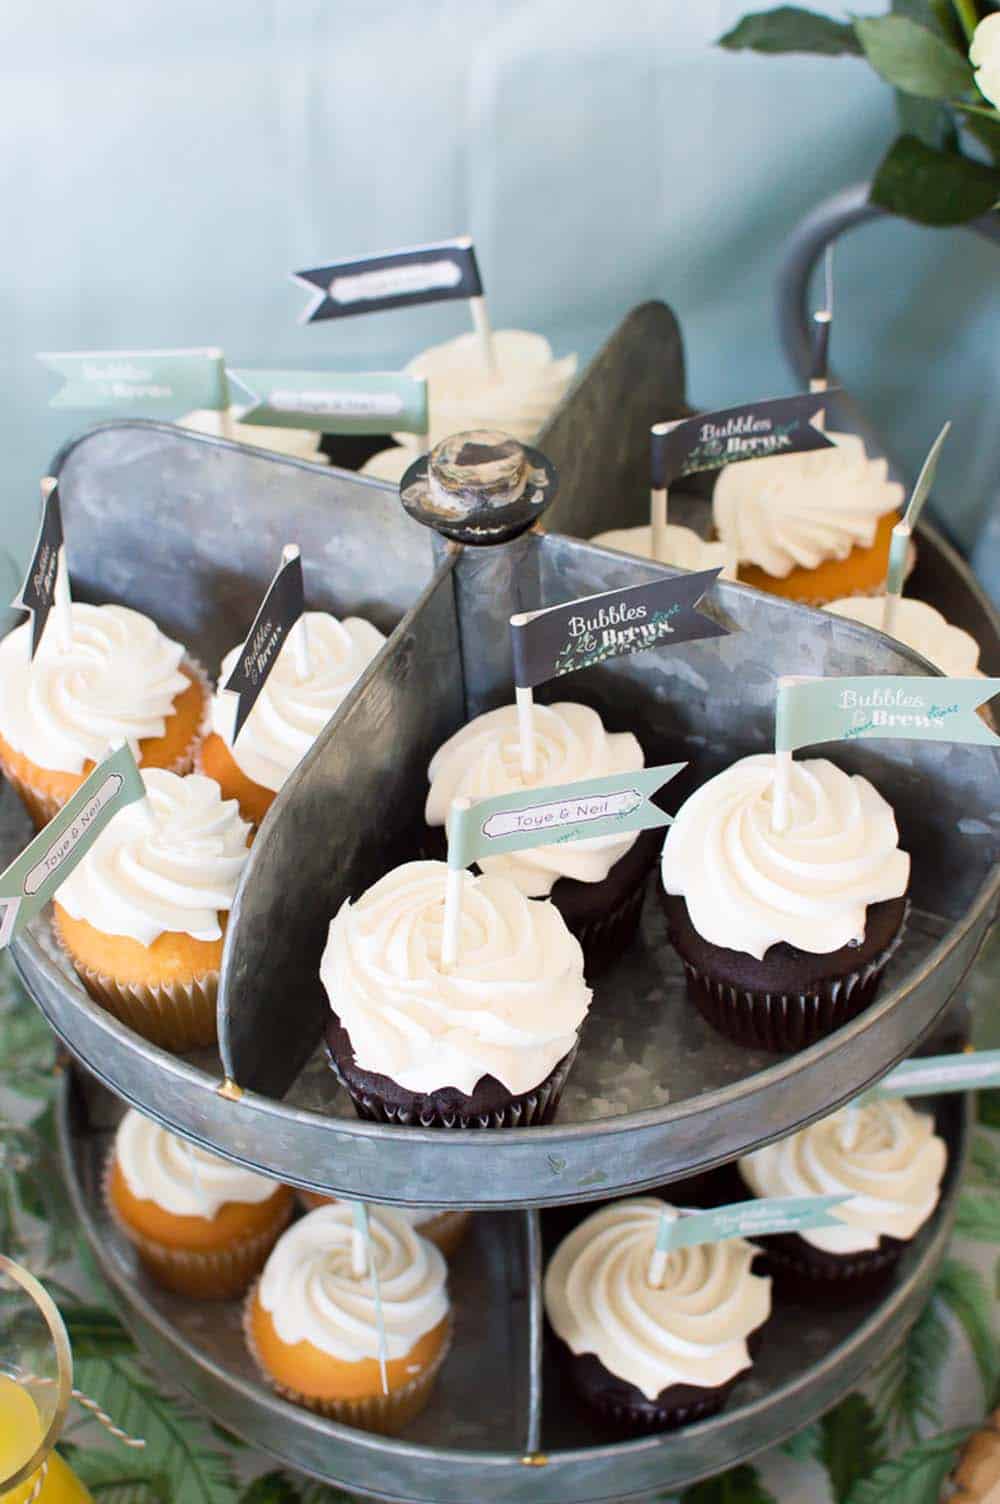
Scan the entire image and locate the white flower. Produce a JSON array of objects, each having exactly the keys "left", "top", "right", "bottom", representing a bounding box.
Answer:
[{"left": 970, "top": 12, "right": 1000, "bottom": 110}]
